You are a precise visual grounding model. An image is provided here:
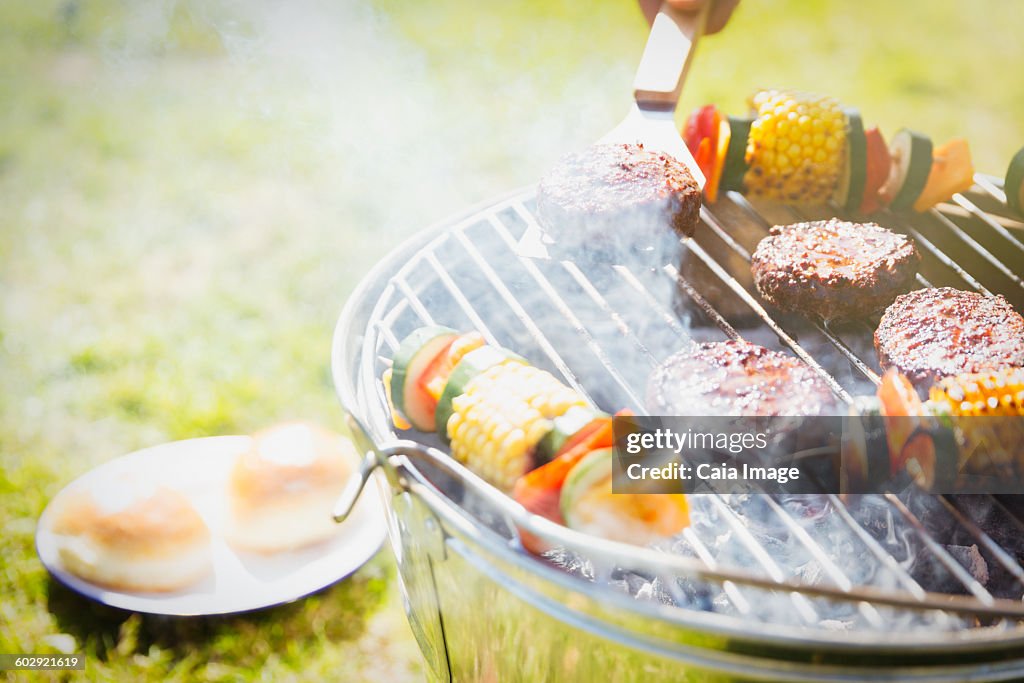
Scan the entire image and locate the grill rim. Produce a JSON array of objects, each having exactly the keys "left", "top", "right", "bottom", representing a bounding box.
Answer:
[
  {"left": 332, "top": 181, "right": 1024, "bottom": 654},
  {"left": 366, "top": 438, "right": 1024, "bottom": 658}
]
